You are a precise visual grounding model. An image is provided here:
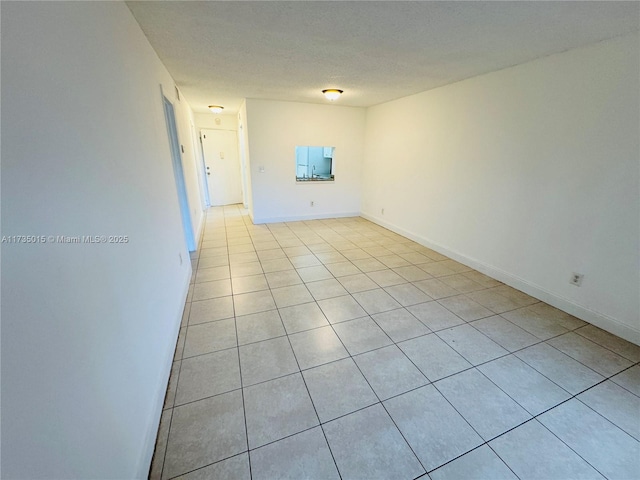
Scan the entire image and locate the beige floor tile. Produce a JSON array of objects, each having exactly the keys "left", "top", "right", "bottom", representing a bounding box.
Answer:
[
  {"left": 436, "top": 324, "right": 508, "bottom": 365},
  {"left": 236, "top": 310, "right": 285, "bottom": 345},
  {"left": 325, "top": 261, "right": 362, "bottom": 277},
  {"left": 303, "top": 358, "right": 378, "bottom": 422},
  {"left": 265, "top": 269, "right": 302, "bottom": 288},
  {"left": 392, "top": 265, "right": 432, "bottom": 282},
  {"left": 413, "top": 278, "right": 460, "bottom": 299},
  {"left": 372, "top": 308, "right": 431, "bottom": 342},
  {"left": 306, "top": 278, "right": 349, "bottom": 300},
  {"left": 385, "top": 384, "right": 483, "bottom": 471},
  {"left": 611, "top": 365, "right": 640, "bottom": 396},
  {"left": 338, "top": 273, "right": 379, "bottom": 293},
  {"left": 175, "top": 349, "right": 240, "bottom": 405},
  {"left": 176, "top": 454, "right": 250, "bottom": 480},
  {"left": 578, "top": 380, "right": 640, "bottom": 439},
  {"left": 278, "top": 302, "right": 330, "bottom": 333},
  {"left": 156, "top": 209, "right": 640, "bottom": 480},
  {"left": 189, "top": 297, "right": 234, "bottom": 324},
  {"left": 163, "top": 391, "right": 246, "bottom": 479},
  {"left": 233, "top": 290, "right": 276, "bottom": 316},
  {"left": 289, "top": 326, "right": 349, "bottom": 370},
  {"left": 384, "top": 283, "right": 432, "bottom": 307},
  {"left": 547, "top": 332, "right": 632, "bottom": 377},
  {"left": 271, "top": 284, "right": 314, "bottom": 308},
  {"left": 436, "top": 369, "right": 531, "bottom": 440},
  {"left": 183, "top": 318, "right": 237, "bottom": 357},
  {"left": 489, "top": 420, "right": 604, "bottom": 480},
  {"left": 515, "top": 343, "right": 604, "bottom": 394},
  {"left": 399, "top": 334, "right": 472, "bottom": 381},
  {"left": 192, "top": 279, "right": 232, "bottom": 301},
  {"left": 333, "top": 317, "right": 393, "bottom": 355},
  {"left": 501, "top": 307, "right": 569, "bottom": 340},
  {"left": 317, "top": 295, "right": 368, "bottom": 324},
  {"left": 239, "top": 336, "right": 299, "bottom": 386},
  {"left": 575, "top": 324, "right": 640, "bottom": 362},
  {"left": 323, "top": 404, "right": 425, "bottom": 479},
  {"left": 250, "top": 428, "right": 339, "bottom": 480},
  {"left": 539, "top": 399, "right": 639, "bottom": 480},
  {"left": 471, "top": 315, "right": 539, "bottom": 352},
  {"left": 355, "top": 345, "right": 429, "bottom": 400},
  {"left": 231, "top": 273, "right": 269, "bottom": 295},
  {"left": 244, "top": 373, "right": 318, "bottom": 449},
  {"left": 438, "top": 295, "right": 494, "bottom": 321},
  {"left": 260, "top": 257, "right": 294, "bottom": 273},
  {"left": 407, "top": 301, "right": 465, "bottom": 331}
]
